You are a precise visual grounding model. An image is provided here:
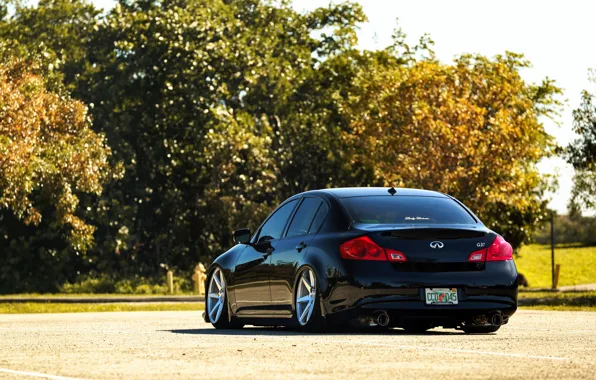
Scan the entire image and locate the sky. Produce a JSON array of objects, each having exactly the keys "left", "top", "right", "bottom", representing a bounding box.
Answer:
[{"left": 90, "top": 0, "right": 596, "bottom": 214}]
